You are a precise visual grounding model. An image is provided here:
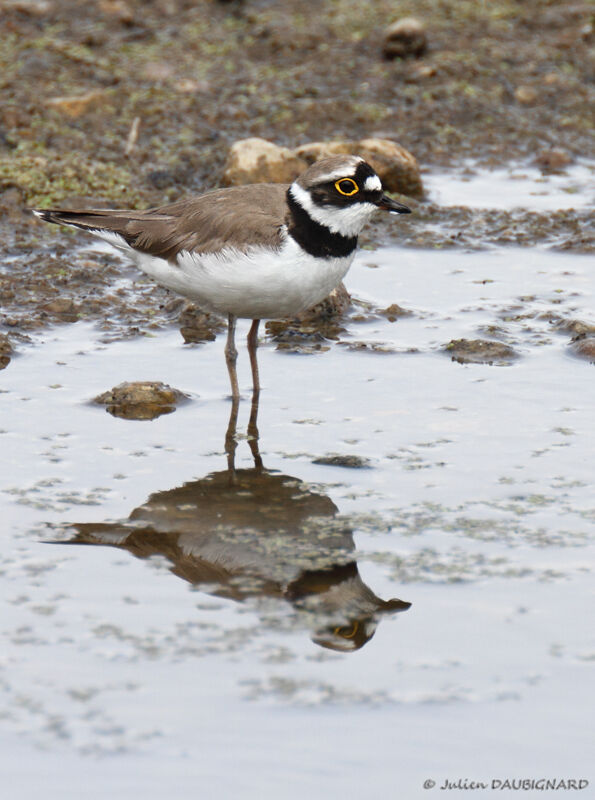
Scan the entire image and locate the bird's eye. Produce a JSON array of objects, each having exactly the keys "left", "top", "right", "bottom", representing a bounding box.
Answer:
[
  {"left": 334, "top": 178, "right": 359, "bottom": 196},
  {"left": 333, "top": 621, "right": 359, "bottom": 639}
]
